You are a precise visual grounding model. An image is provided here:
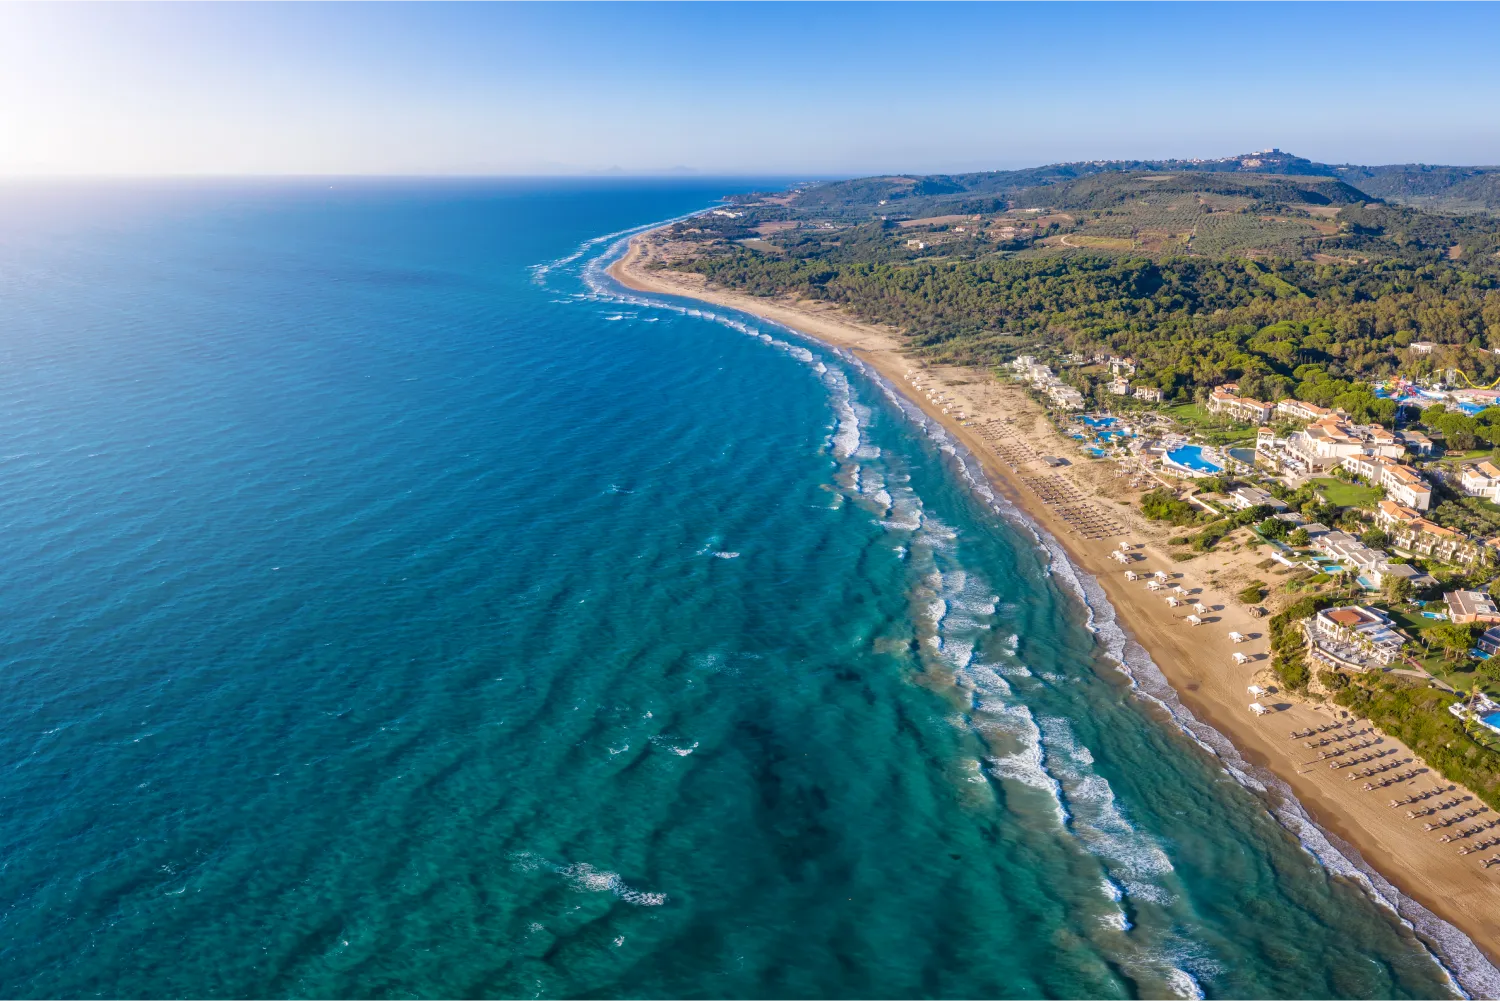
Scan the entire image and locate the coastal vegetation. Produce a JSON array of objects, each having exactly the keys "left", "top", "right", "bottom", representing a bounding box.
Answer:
[
  {"left": 1334, "top": 677, "right": 1500, "bottom": 809},
  {"left": 679, "top": 154, "right": 1500, "bottom": 801},
  {"left": 675, "top": 151, "right": 1500, "bottom": 406},
  {"left": 1270, "top": 595, "right": 1331, "bottom": 693}
]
